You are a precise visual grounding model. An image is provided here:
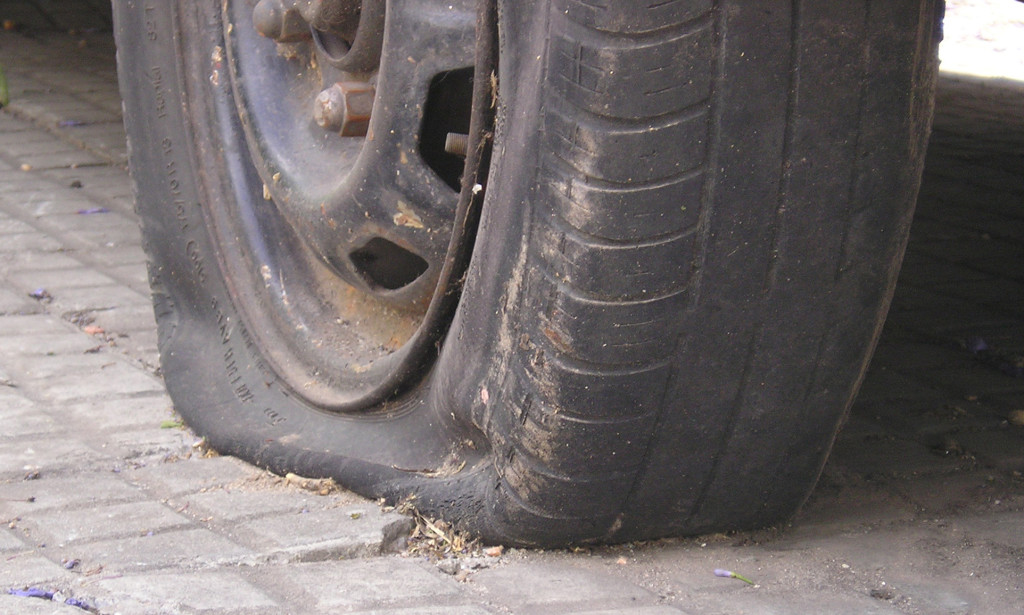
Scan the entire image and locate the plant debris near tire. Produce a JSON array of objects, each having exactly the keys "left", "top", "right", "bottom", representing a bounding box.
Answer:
[{"left": 389, "top": 498, "right": 482, "bottom": 559}]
